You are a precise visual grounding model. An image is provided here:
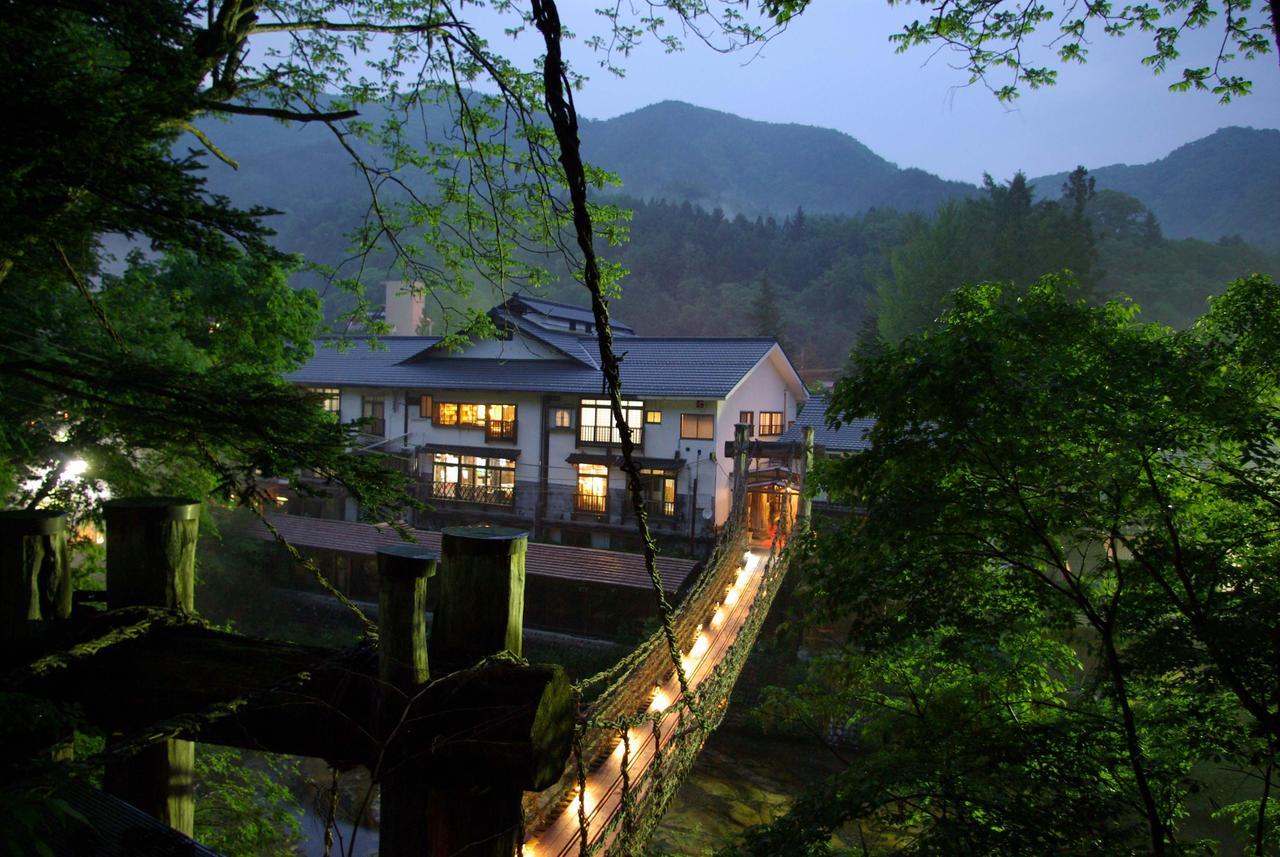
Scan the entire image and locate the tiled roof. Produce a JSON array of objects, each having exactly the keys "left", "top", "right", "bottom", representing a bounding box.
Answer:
[
  {"left": 253, "top": 514, "right": 698, "bottom": 592},
  {"left": 288, "top": 332, "right": 783, "bottom": 399},
  {"left": 503, "top": 295, "right": 637, "bottom": 335},
  {"left": 778, "top": 394, "right": 874, "bottom": 452}
]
